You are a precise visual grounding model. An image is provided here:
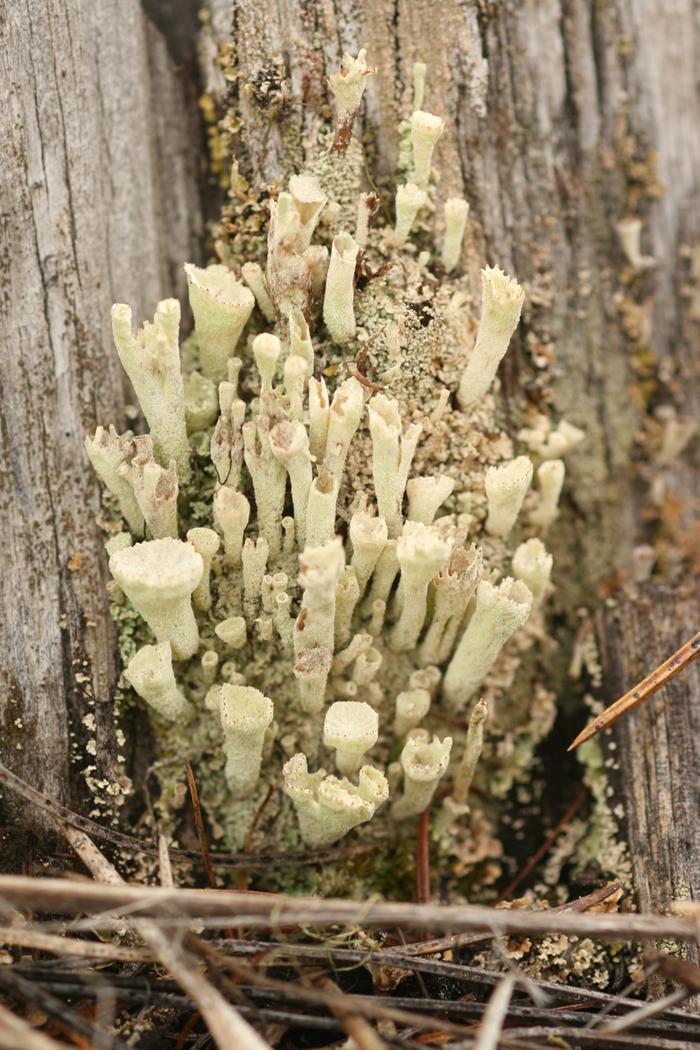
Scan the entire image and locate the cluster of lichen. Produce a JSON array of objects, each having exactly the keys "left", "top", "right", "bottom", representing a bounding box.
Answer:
[{"left": 87, "top": 53, "right": 589, "bottom": 901}]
